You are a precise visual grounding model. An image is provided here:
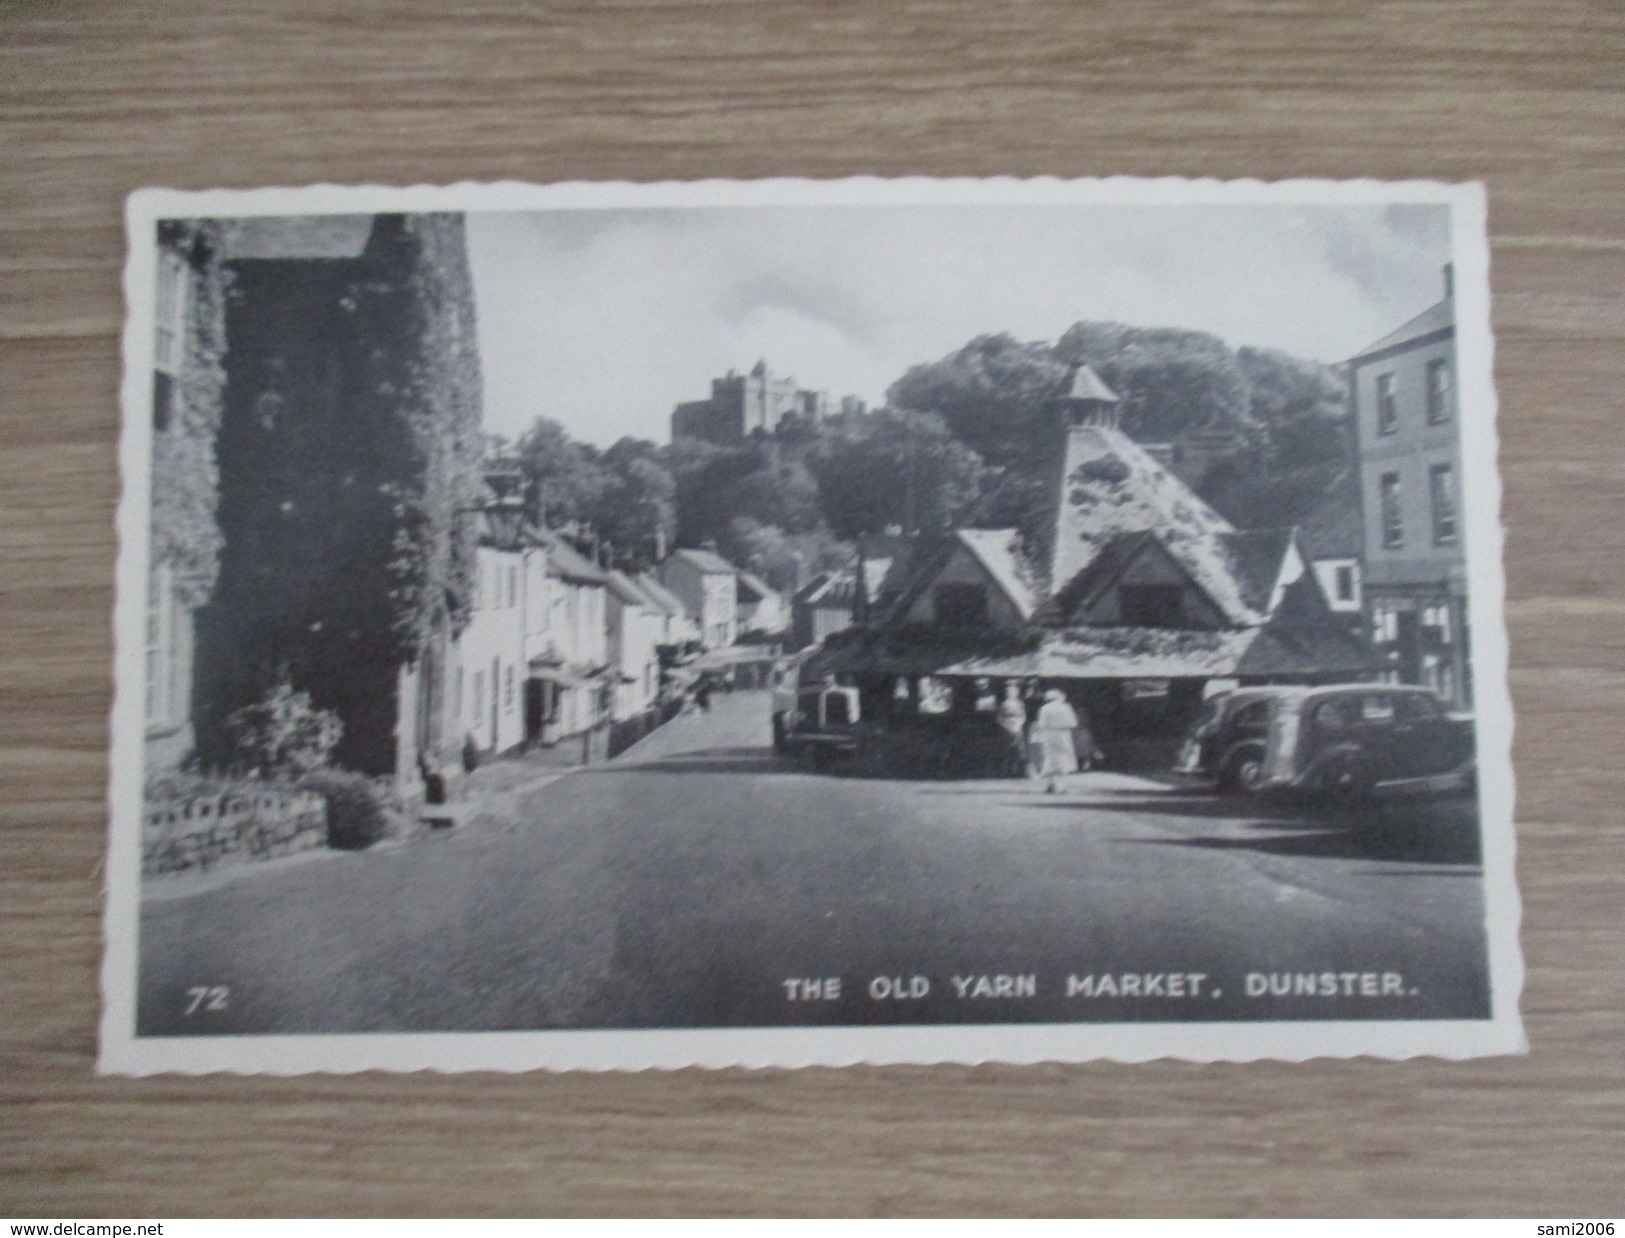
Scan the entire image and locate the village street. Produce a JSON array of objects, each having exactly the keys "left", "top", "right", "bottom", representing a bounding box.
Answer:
[{"left": 138, "top": 689, "right": 1490, "bottom": 1036}]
